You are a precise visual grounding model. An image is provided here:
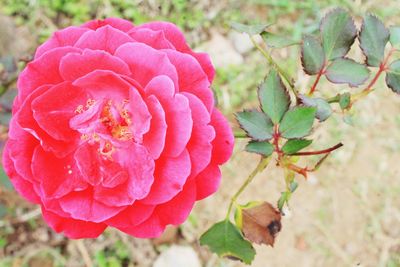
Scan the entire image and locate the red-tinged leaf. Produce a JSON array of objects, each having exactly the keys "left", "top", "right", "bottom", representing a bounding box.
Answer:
[
  {"left": 236, "top": 110, "right": 273, "bottom": 141},
  {"left": 325, "top": 58, "right": 370, "bottom": 87},
  {"left": 258, "top": 69, "right": 290, "bottom": 124},
  {"left": 359, "top": 14, "right": 389, "bottom": 67},
  {"left": 385, "top": 59, "right": 400, "bottom": 94},
  {"left": 320, "top": 8, "right": 357, "bottom": 60},
  {"left": 301, "top": 35, "right": 325, "bottom": 75}
]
